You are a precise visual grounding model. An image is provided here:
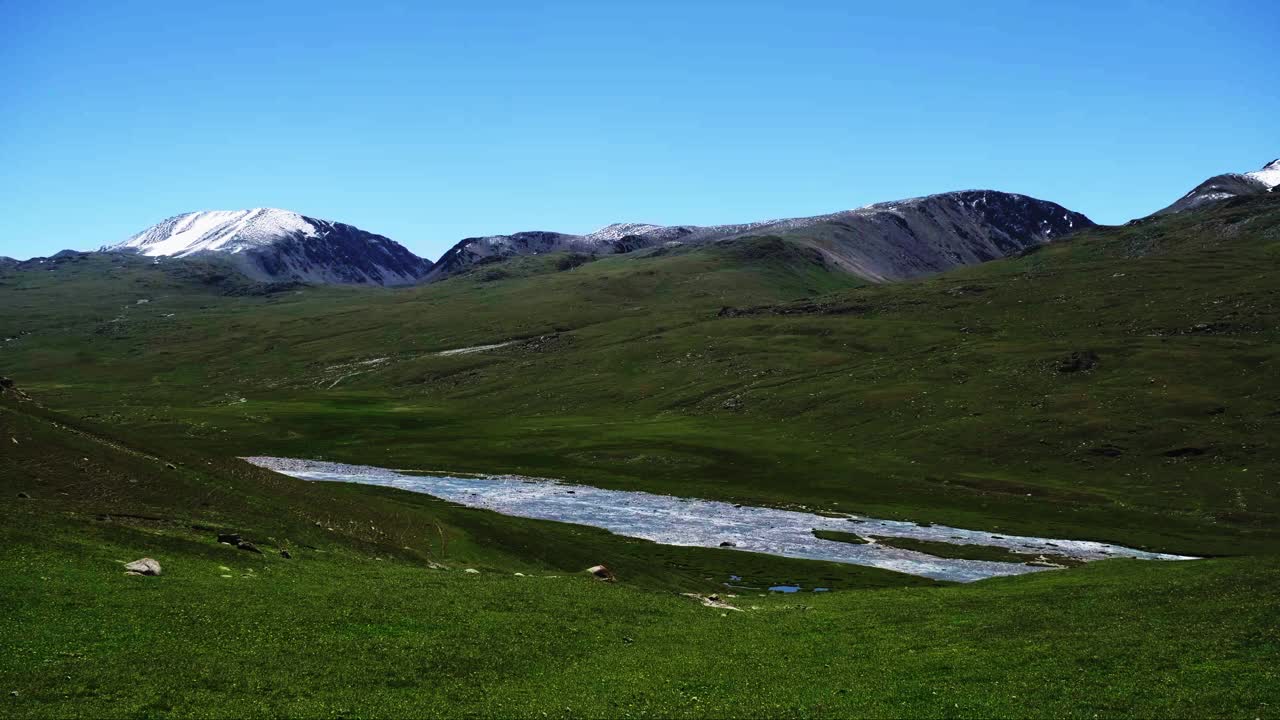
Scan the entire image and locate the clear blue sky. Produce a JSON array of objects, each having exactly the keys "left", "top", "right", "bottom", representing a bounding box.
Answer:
[{"left": 2, "top": 1, "right": 1276, "bottom": 261}]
